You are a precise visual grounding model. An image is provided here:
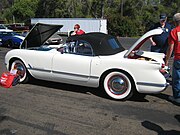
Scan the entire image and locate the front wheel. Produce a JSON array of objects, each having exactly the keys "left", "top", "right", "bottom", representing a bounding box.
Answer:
[
  {"left": 10, "top": 60, "right": 30, "bottom": 83},
  {"left": 103, "top": 71, "right": 134, "bottom": 100}
]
